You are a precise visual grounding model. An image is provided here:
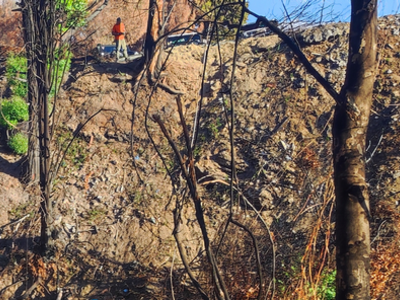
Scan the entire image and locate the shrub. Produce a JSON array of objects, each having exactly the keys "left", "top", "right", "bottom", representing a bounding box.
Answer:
[
  {"left": 318, "top": 270, "right": 336, "bottom": 300},
  {"left": 8, "top": 132, "right": 28, "bottom": 154},
  {"left": 201, "top": 0, "right": 248, "bottom": 40},
  {"left": 5, "top": 52, "right": 28, "bottom": 98},
  {"left": 56, "top": 0, "right": 88, "bottom": 33},
  {"left": 0, "top": 96, "right": 29, "bottom": 129}
]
